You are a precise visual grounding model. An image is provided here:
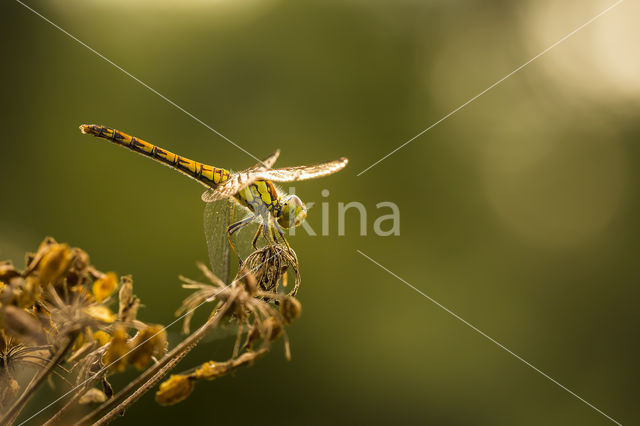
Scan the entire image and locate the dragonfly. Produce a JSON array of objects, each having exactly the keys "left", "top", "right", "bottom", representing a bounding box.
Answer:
[{"left": 79, "top": 124, "right": 348, "bottom": 278}]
